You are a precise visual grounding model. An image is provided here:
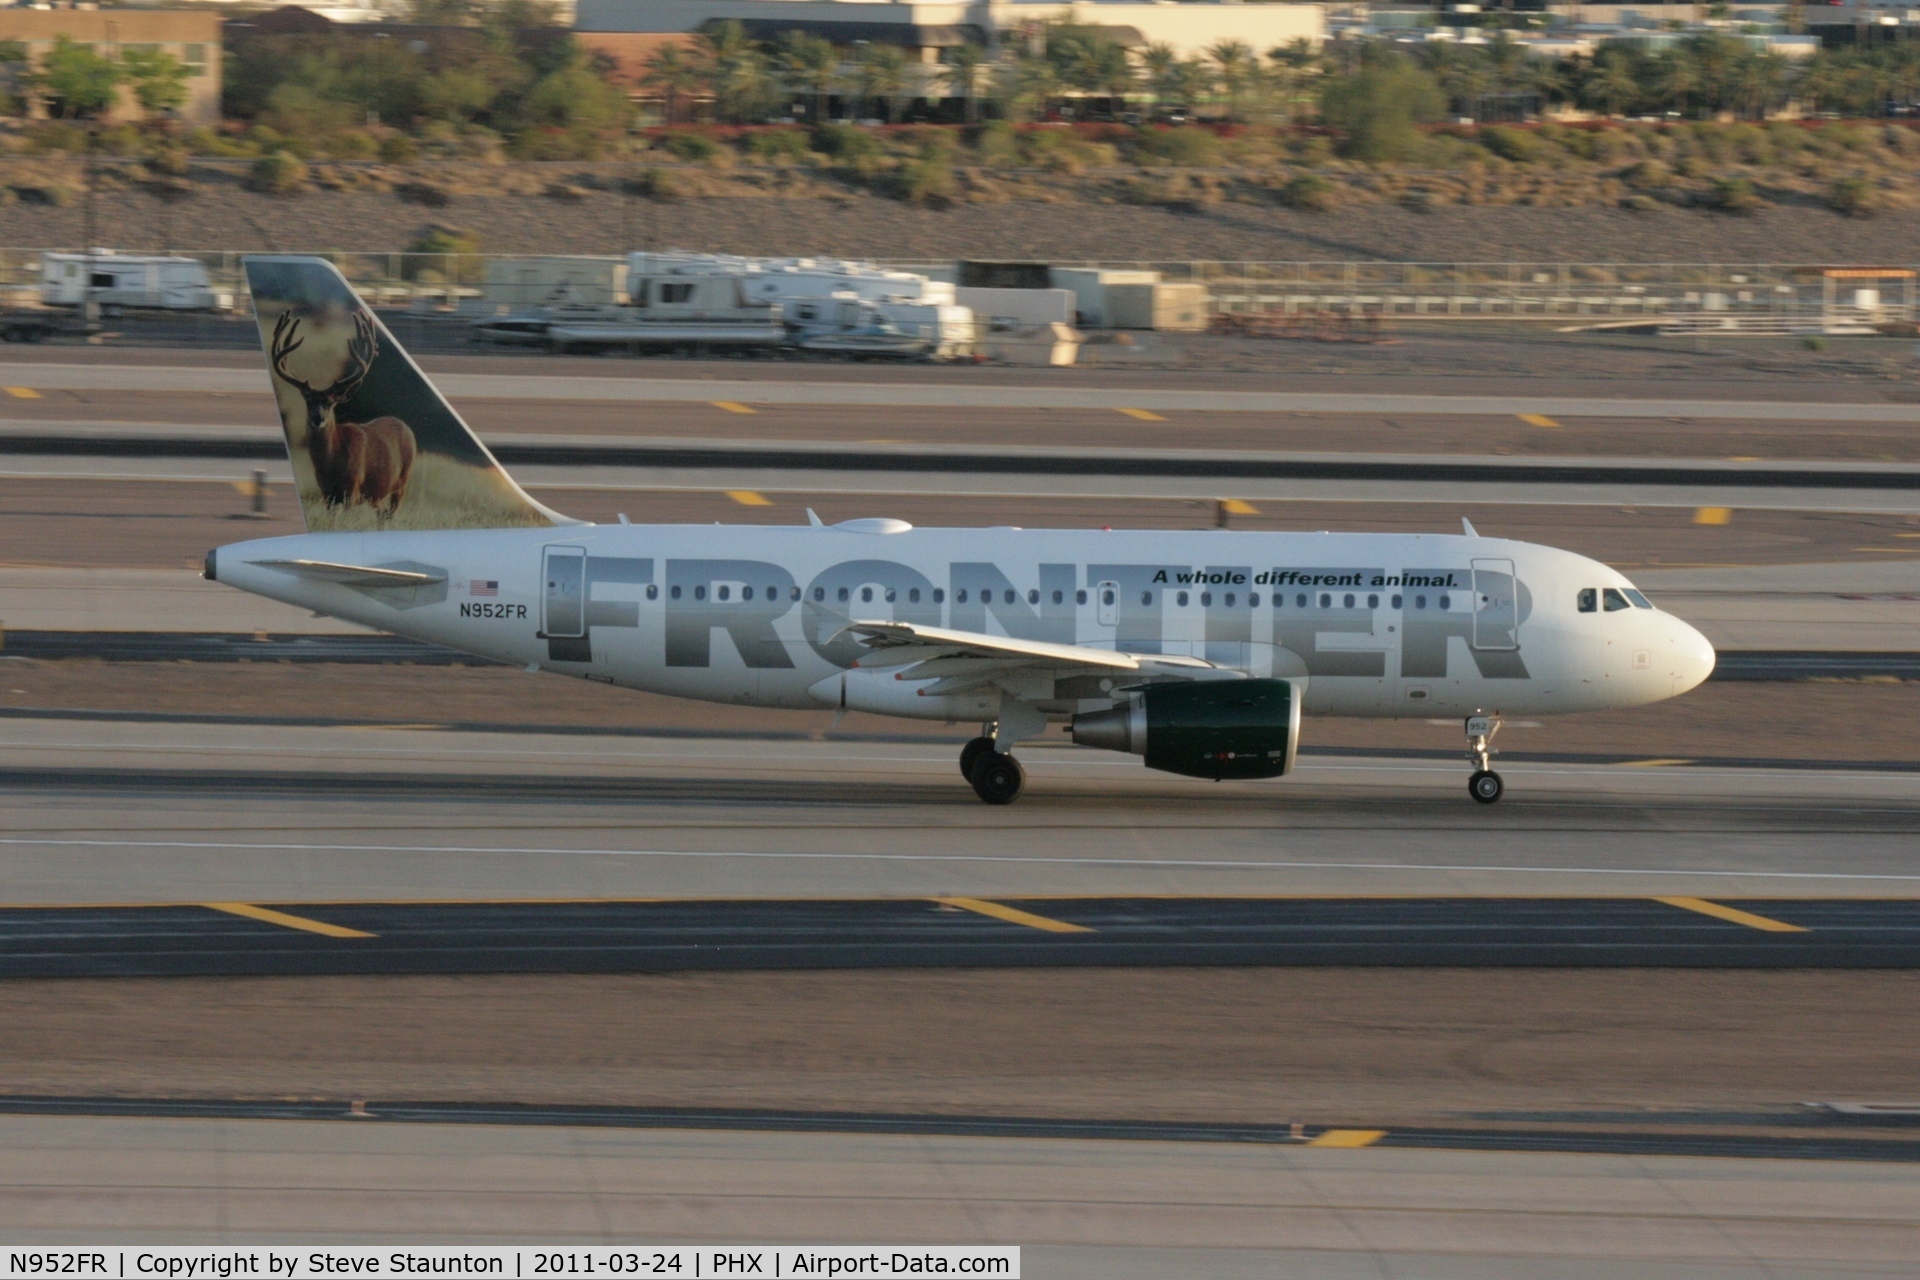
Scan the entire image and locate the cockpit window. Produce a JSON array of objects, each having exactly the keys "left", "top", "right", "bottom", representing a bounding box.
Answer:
[
  {"left": 1577, "top": 588, "right": 1597, "bottom": 613},
  {"left": 1623, "top": 588, "right": 1653, "bottom": 609},
  {"left": 1602, "top": 587, "right": 1631, "bottom": 612}
]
